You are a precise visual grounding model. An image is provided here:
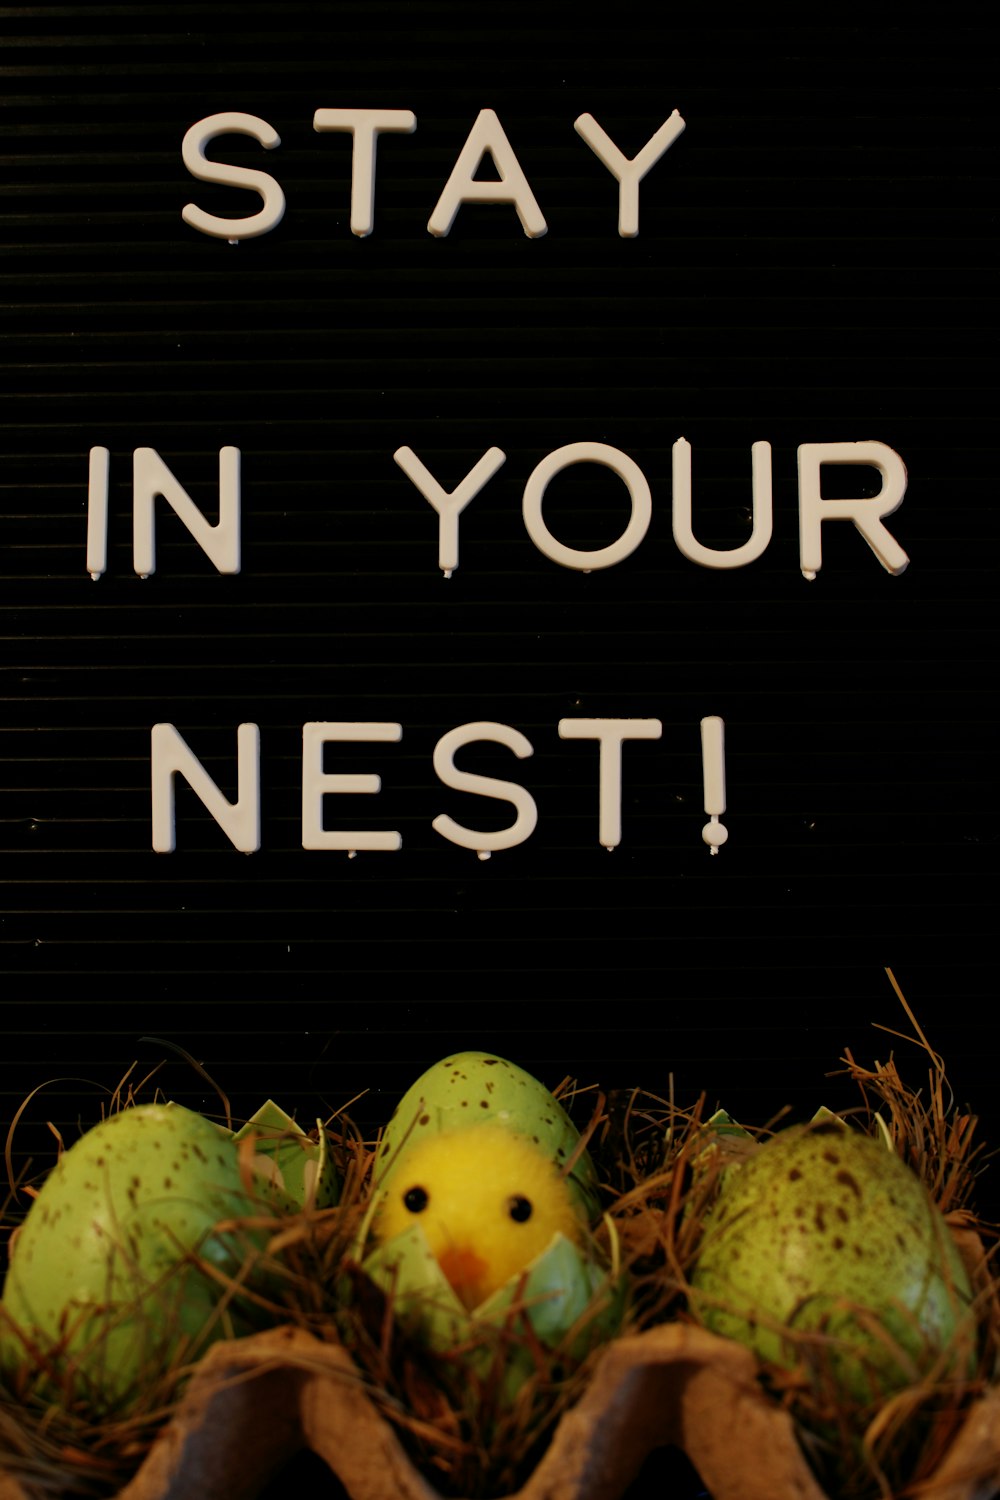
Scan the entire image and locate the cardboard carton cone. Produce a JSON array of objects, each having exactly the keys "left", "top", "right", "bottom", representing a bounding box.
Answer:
[{"left": 3, "top": 1320, "right": 999, "bottom": 1500}]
